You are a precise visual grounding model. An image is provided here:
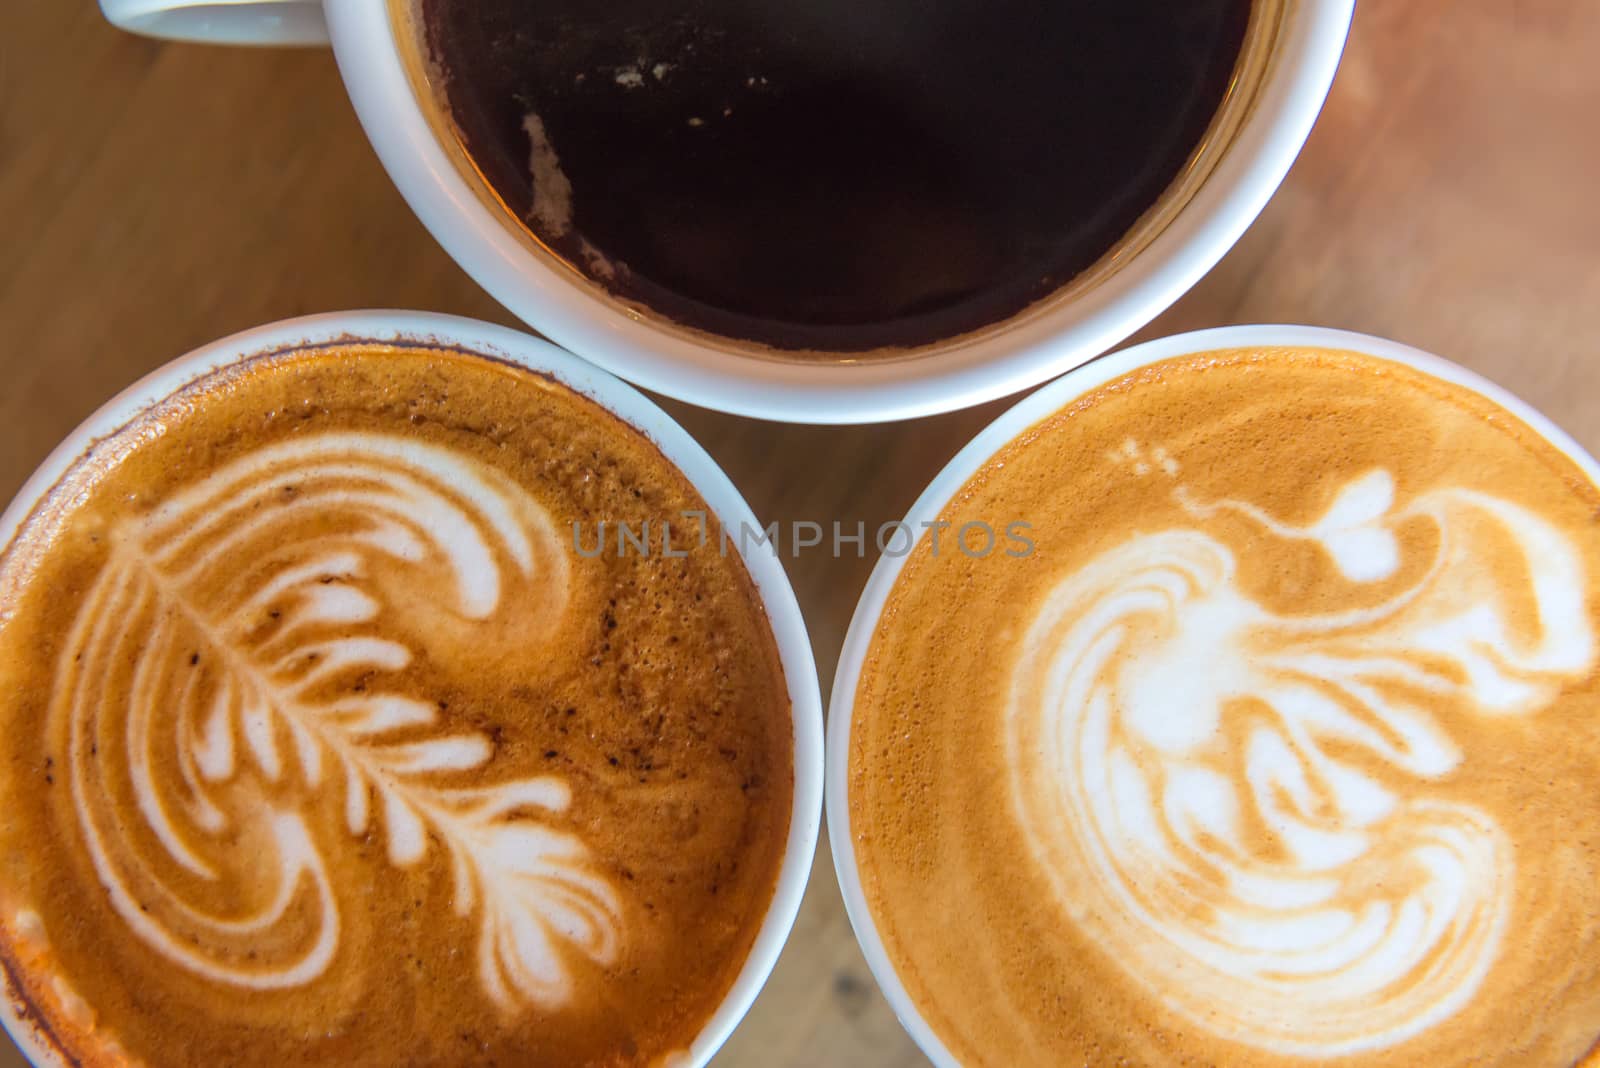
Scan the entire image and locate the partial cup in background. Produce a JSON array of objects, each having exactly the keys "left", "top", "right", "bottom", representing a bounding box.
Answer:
[{"left": 98, "top": 0, "right": 1352, "bottom": 423}]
